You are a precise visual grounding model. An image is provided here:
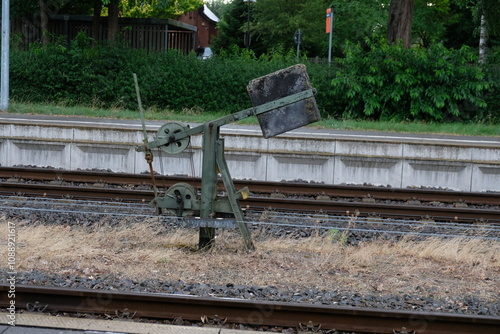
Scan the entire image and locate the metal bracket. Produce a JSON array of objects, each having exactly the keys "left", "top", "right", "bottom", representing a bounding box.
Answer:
[
  {"left": 393, "top": 327, "right": 416, "bottom": 334},
  {"left": 26, "top": 301, "right": 48, "bottom": 312},
  {"left": 201, "top": 315, "right": 227, "bottom": 326},
  {"left": 115, "top": 308, "right": 137, "bottom": 319},
  {"left": 299, "top": 321, "right": 322, "bottom": 332}
]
